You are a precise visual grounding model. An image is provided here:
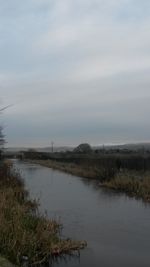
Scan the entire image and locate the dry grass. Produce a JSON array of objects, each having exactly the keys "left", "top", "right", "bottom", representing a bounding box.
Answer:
[
  {"left": 27, "top": 159, "right": 114, "bottom": 181},
  {"left": 0, "top": 161, "right": 87, "bottom": 266},
  {"left": 29, "top": 160, "right": 150, "bottom": 202},
  {"left": 103, "top": 171, "right": 150, "bottom": 202}
]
